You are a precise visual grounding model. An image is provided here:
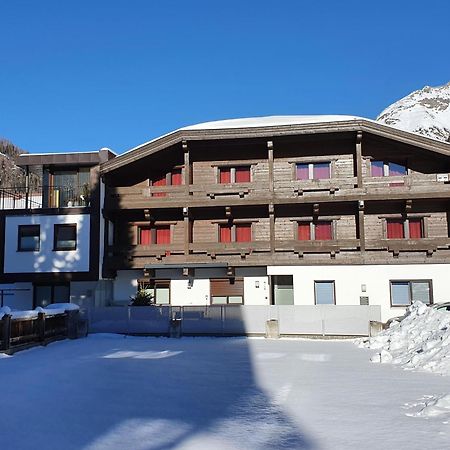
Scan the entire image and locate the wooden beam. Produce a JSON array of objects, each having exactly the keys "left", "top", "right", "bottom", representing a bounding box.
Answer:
[
  {"left": 267, "top": 140, "right": 274, "bottom": 193},
  {"left": 356, "top": 131, "right": 363, "bottom": 188},
  {"left": 358, "top": 200, "right": 366, "bottom": 252},
  {"left": 183, "top": 207, "right": 190, "bottom": 256},
  {"left": 269, "top": 203, "right": 275, "bottom": 253},
  {"left": 183, "top": 140, "right": 190, "bottom": 195}
]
